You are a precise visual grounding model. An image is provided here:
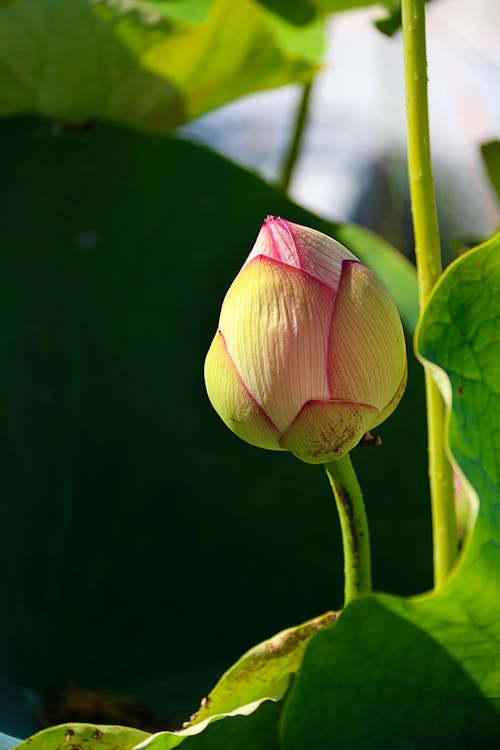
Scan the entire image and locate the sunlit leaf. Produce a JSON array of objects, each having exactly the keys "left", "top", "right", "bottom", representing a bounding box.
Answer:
[
  {"left": 15, "top": 724, "right": 149, "bottom": 750},
  {"left": 141, "top": 0, "right": 214, "bottom": 23},
  {"left": 188, "top": 612, "right": 337, "bottom": 726},
  {"left": 0, "top": 0, "right": 323, "bottom": 132}
]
